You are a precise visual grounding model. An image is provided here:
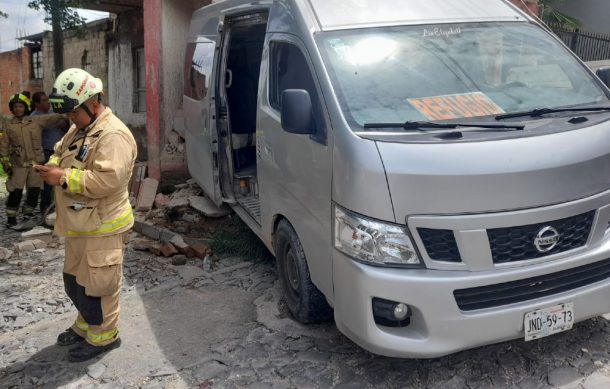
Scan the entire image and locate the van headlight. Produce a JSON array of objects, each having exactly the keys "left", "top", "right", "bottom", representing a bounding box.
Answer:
[{"left": 334, "top": 206, "right": 422, "bottom": 267}]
